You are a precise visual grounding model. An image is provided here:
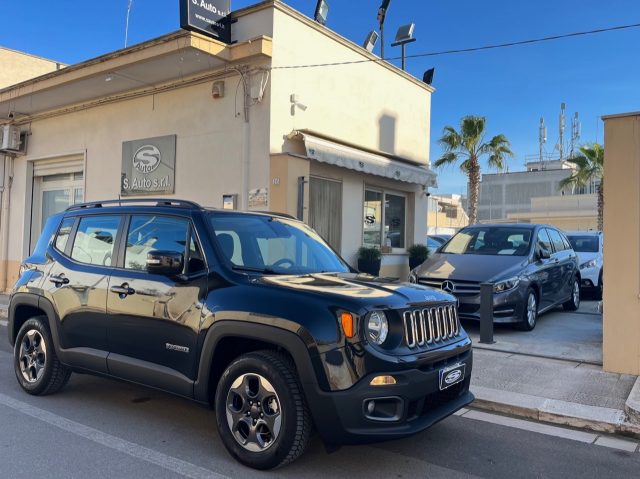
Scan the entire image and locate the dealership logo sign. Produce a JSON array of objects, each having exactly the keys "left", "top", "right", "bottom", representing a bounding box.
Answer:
[{"left": 133, "top": 145, "right": 161, "bottom": 174}]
